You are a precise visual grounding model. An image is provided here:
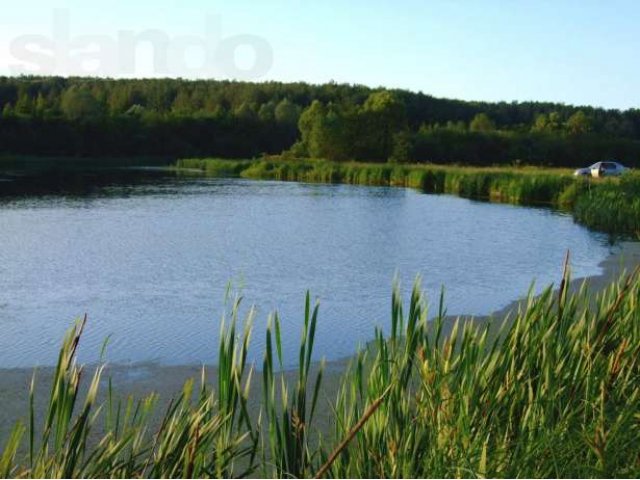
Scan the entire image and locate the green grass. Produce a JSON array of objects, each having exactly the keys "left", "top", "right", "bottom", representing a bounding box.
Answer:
[
  {"left": 573, "top": 173, "right": 640, "bottom": 236},
  {"left": 175, "top": 157, "right": 640, "bottom": 237},
  {"left": 175, "top": 158, "right": 253, "bottom": 177},
  {"left": 2, "top": 267, "right": 640, "bottom": 478},
  {"left": 232, "top": 159, "right": 577, "bottom": 204}
]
